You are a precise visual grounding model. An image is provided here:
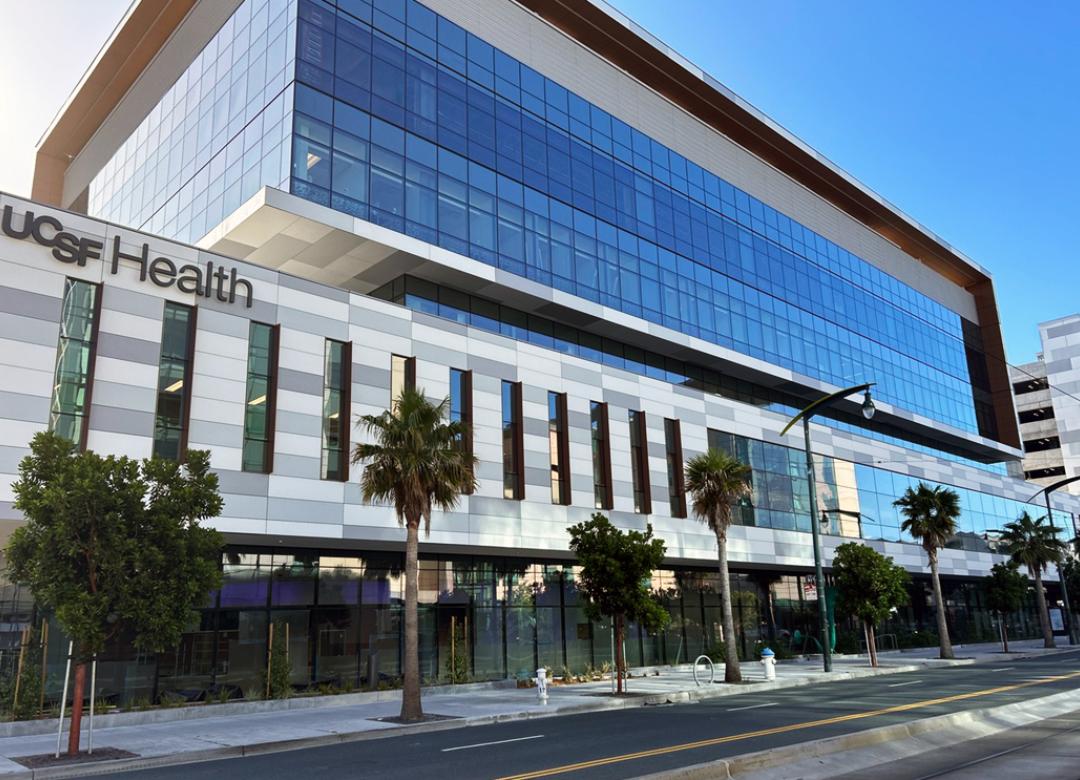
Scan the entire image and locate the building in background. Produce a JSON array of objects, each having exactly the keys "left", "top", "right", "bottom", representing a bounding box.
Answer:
[
  {"left": 1010, "top": 315, "right": 1080, "bottom": 494},
  {"left": 3, "top": 0, "right": 1075, "bottom": 701}
]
